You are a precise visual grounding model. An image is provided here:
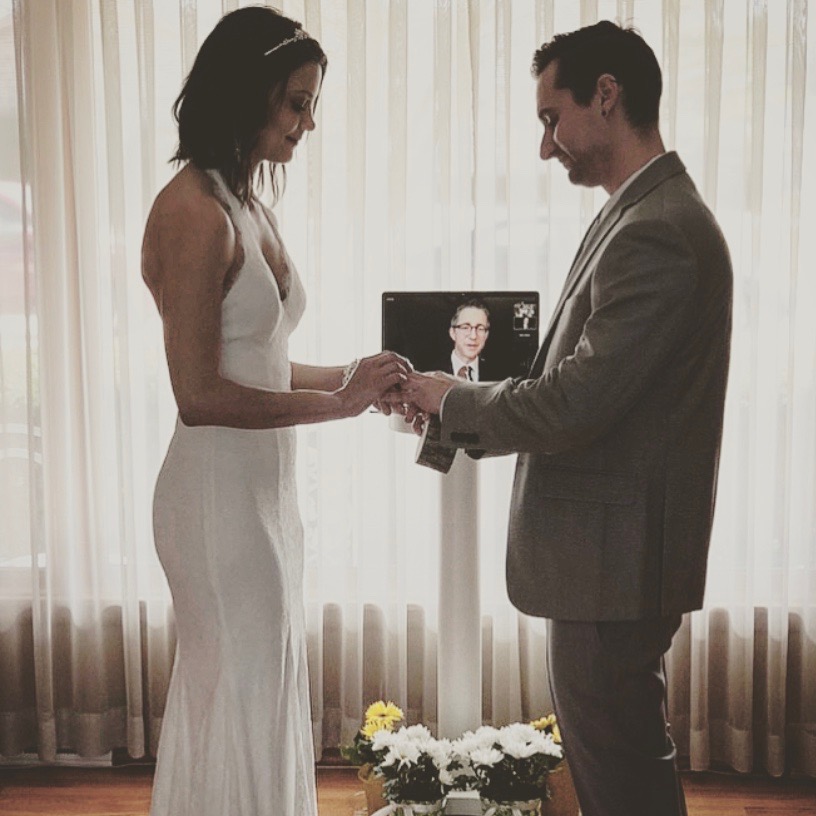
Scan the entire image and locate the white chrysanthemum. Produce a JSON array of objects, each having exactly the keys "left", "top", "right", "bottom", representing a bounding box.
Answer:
[
  {"left": 503, "top": 739, "right": 539, "bottom": 759},
  {"left": 446, "top": 740, "right": 473, "bottom": 773},
  {"left": 474, "top": 725, "right": 500, "bottom": 741},
  {"left": 418, "top": 737, "right": 436, "bottom": 754},
  {"left": 384, "top": 740, "right": 422, "bottom": 769},
  {"left": 439, "top": 768, "right": 455, "bottom": 787},
  {"left": 452, "top": 734, "right": 475, "bottom": 756},
  {"left": 470, "top": 747, "right": 504, "bottom": 767},
  {"left": 389, "top": 728, "right": 409, "bottom": 746},
  {"left": 434, "top": 737, "right": 453, "bottom": 753},
  {"left": 458, "top": 726, "right": 500, "bottom": 754},
  {"left": 429, "top": 738, "right": 453, "bottom": 769},
  {"left": 403, "top": 724, "right": 432, "bottom": 740},
  {"left": 535, "top": 732, "right": 564, "bottom": 758},
  {"left": 371, "top": 729, "right": 396, "bottom": 752},
  {"left": 498, "top": 722, "right": 538, "bottom": 747}
]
